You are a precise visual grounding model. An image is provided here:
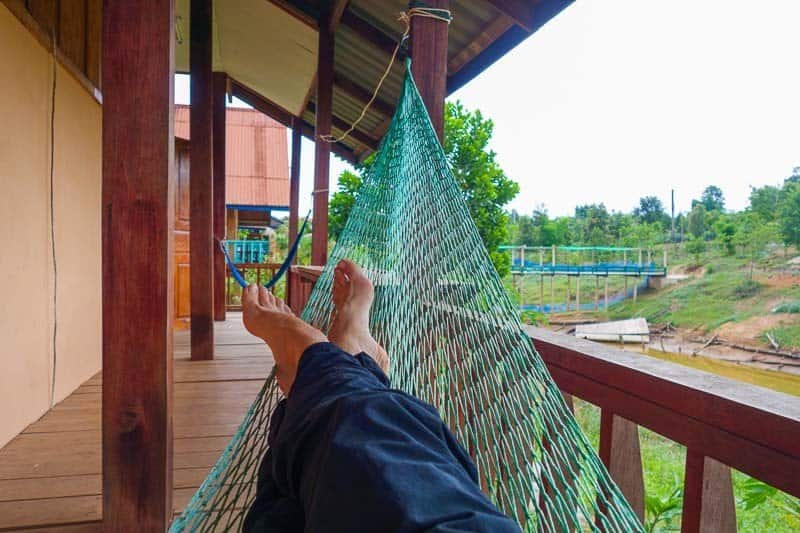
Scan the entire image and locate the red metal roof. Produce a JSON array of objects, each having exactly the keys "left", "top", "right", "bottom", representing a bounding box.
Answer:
[{"left": 175, "top": 105, "right": 289, "bottom": 208}]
